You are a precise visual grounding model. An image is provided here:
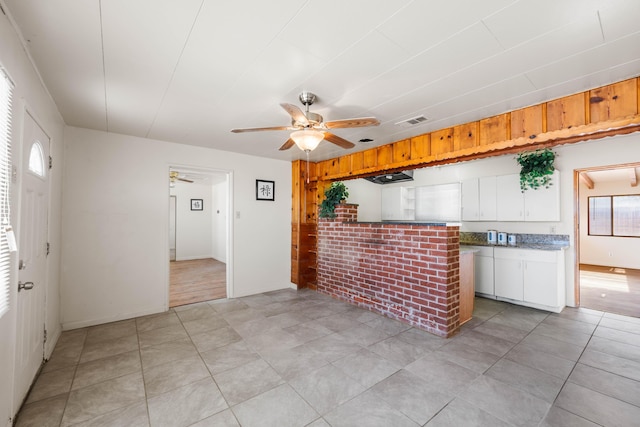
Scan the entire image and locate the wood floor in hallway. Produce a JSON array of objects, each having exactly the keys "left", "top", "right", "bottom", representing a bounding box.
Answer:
[
  {"left": 169, "top": 258, "right": 226, "bottom": 307},
  {"left": 580, "top": 264, "right": 640, "bottom": 318}
]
